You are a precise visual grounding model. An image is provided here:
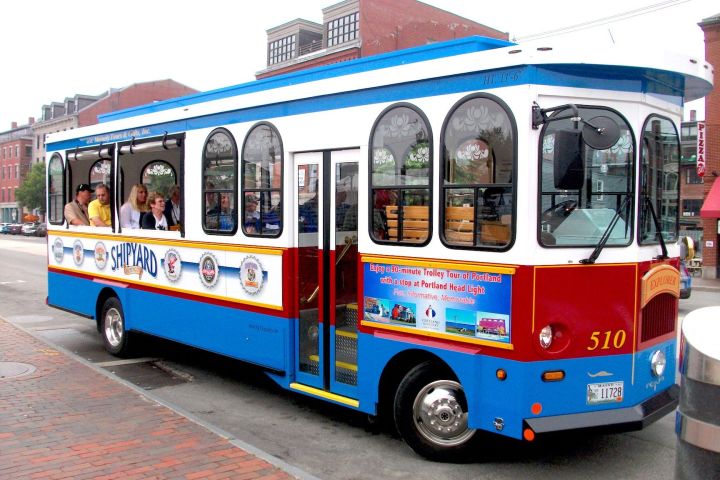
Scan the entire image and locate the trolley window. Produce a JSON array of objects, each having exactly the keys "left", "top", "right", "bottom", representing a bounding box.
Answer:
[
  {"left": 369, "top": 103, "right": 432, "bottom": 245},
  {"left": 142, "top": 161, "right": 176, "bottom": 199},
  {"left": 639, "top": 115, "right": 680, "bottom": 245},
  {"left": 441, "top": 94, "right": 515, "bottom": 249},
  {"left": 241, "top": 123, "right": 283, "bottom": 237},
  {"left": 539, "top": 107, "right": 634, "bottom": 247},
  {"left": 202, "top": 128, "right": 238, "bottom": 234},
  {"left": 90, "top": 159, "right": 111, "bottom": 190},
  {"left": 47, "top": 154, "right": 65, "bottom": 224}
]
